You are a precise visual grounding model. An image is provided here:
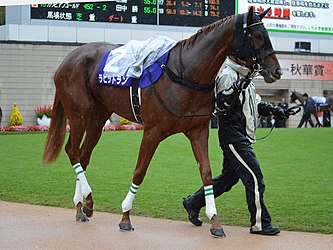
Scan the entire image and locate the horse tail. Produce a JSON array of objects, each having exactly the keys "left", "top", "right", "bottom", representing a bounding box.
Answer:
[{"left": 43, "top": 92, "right": 66, "bottom": 164}]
